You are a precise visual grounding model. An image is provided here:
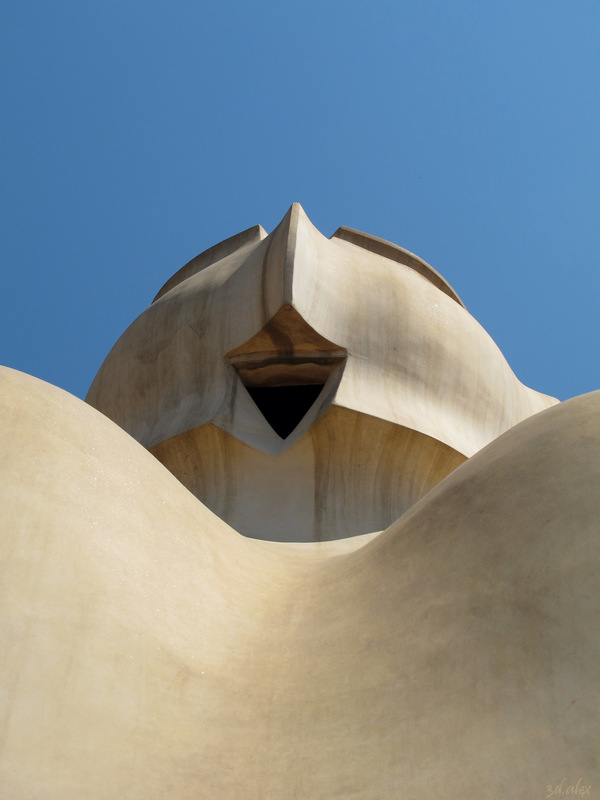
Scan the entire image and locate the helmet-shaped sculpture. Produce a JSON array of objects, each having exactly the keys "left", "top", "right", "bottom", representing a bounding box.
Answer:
[{"left": 87, "top": 204, "right": 556, "bottom": 541}]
